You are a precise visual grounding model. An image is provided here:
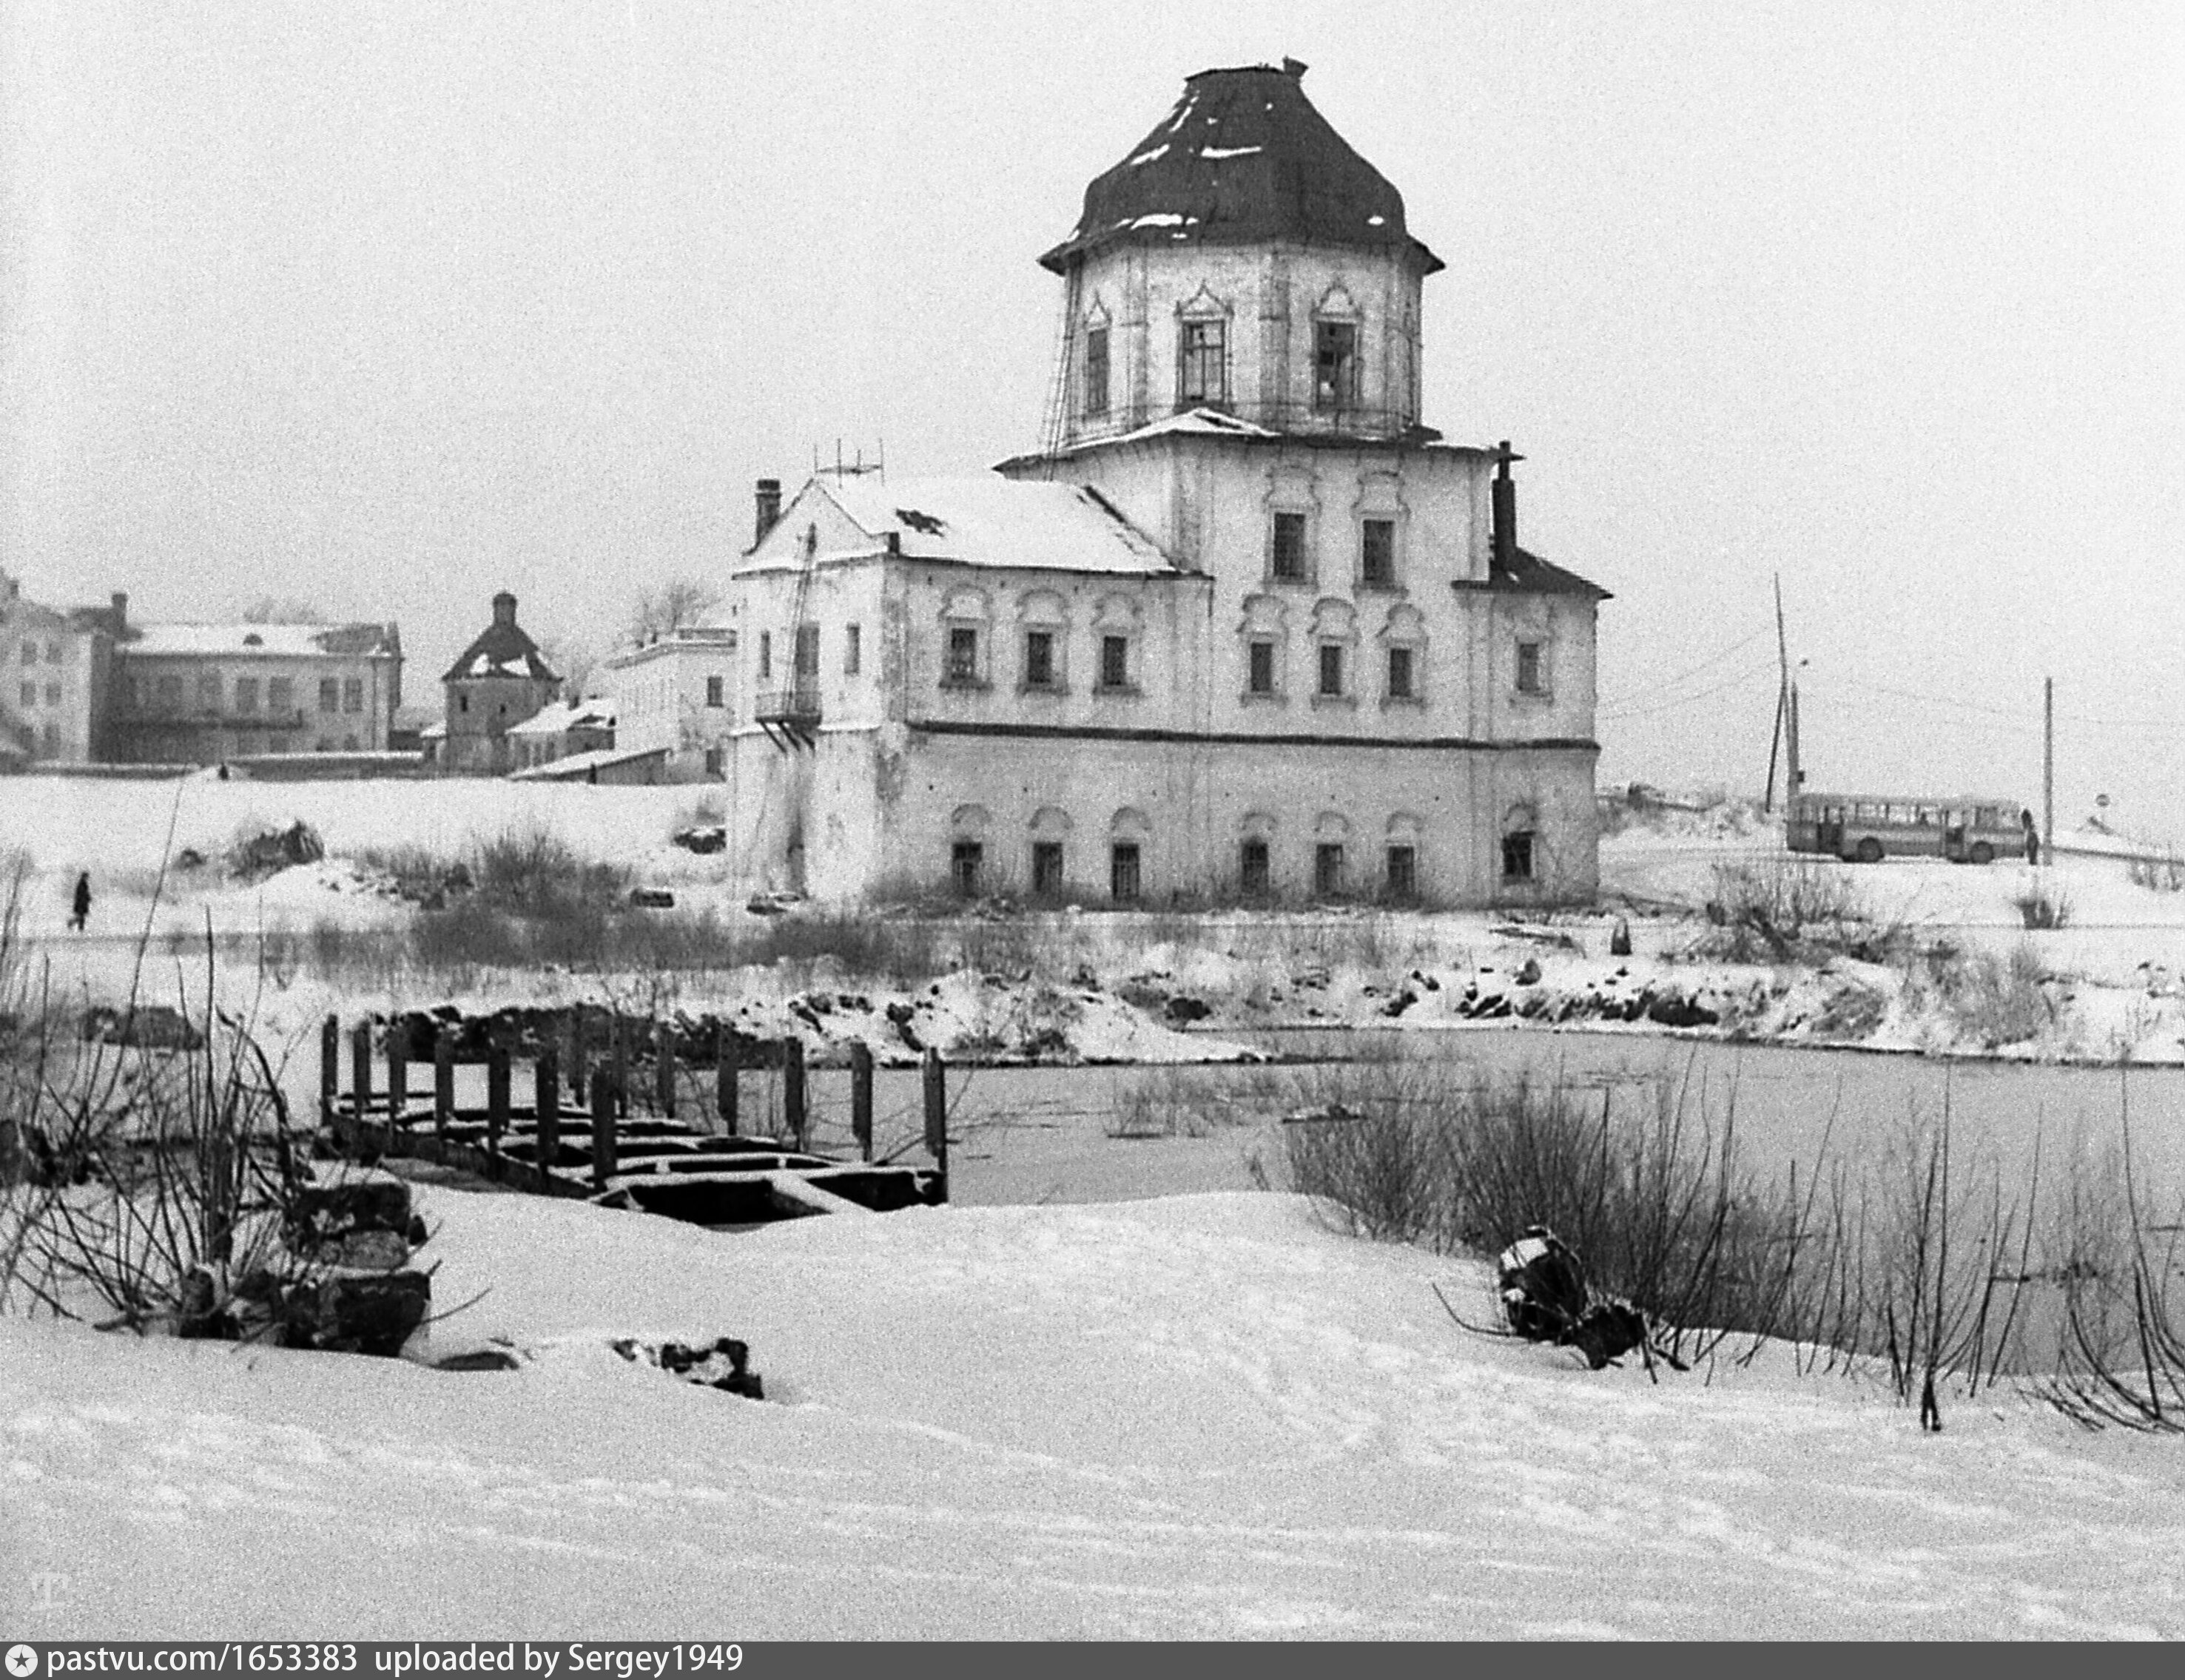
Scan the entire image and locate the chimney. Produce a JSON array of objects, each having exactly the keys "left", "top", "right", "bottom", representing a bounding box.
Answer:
[
  {"left": 492, "top": 590, "right": 517, "bottom": 628},
  {"left": 1491, "top": 442, "right": 1519, "bottom": 574},
  {"left": 110, "top": 592, "right": 127, "bottom": 633},
  {"left": 755, "top": 478, "right": 783, "bottom": 544}
]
